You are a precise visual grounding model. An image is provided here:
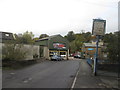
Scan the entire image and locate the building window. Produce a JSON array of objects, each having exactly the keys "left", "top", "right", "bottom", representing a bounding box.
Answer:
[{"left": 5, "top": 34, "right": 10, "bottom": 37}]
